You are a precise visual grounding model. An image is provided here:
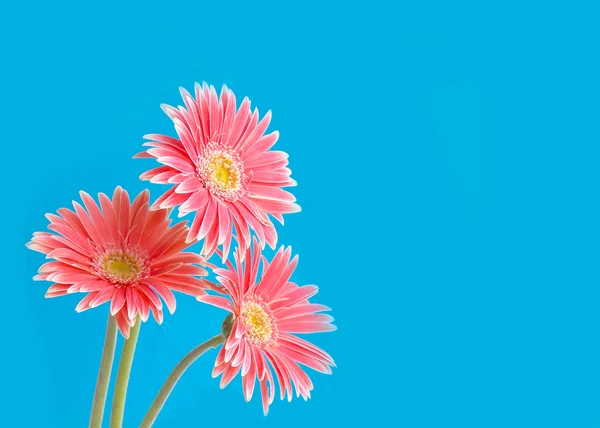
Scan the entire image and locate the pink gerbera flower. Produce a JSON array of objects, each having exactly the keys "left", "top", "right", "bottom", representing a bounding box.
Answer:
[
  {"left": 26, "top": 187, "right": 209, "bottom": 338},
  {"left": 197, "top": 239, "right": 336, "bottom": 414},
  {"left": 135, "top": 82, "right": 300, "bottom": 260}
]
